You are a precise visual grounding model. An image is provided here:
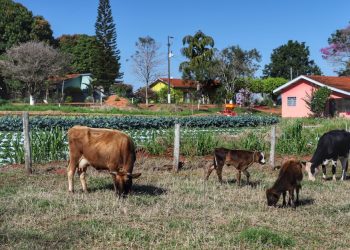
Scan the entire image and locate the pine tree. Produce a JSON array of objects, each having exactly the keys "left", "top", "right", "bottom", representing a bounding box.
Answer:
[{"left": 94, "top": 0, "right": 122, "bottom": 92}]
